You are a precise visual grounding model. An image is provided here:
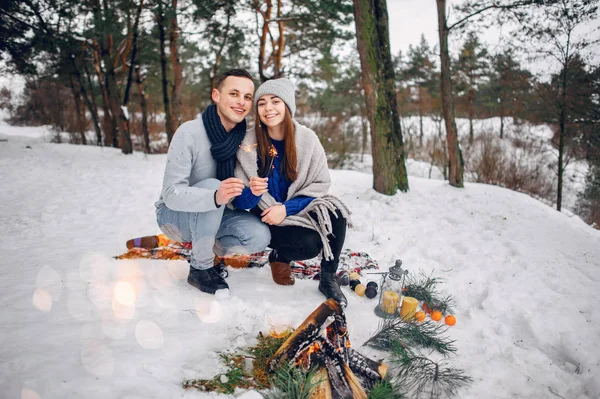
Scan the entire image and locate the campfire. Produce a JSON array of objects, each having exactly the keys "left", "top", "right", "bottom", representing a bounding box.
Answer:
[{"left": 269, "top": 299, "right": 387, "bottom": 398}]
